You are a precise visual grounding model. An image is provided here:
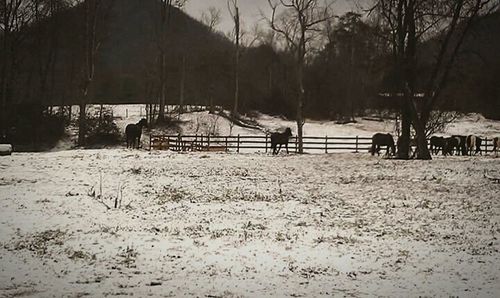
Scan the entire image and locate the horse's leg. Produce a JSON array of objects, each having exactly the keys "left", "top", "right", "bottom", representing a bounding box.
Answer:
[
  {"left": 277, "top": 144, "right": 282, "bottom": 154},
  {"left": 286, "top": 142, "right": 289, "bottom": 154}
]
